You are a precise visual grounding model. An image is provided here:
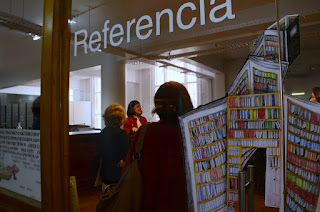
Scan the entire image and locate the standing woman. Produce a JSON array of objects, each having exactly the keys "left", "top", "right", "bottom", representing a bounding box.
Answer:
[
  {"left": 124, "top": 100, "right": 147, "bottom": 139},
  {"left": 123, "top": 81, "right": 193, "bottom": 212},
  {"left": 94, "top": 104, "right": 130, "bottom": 189}
]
